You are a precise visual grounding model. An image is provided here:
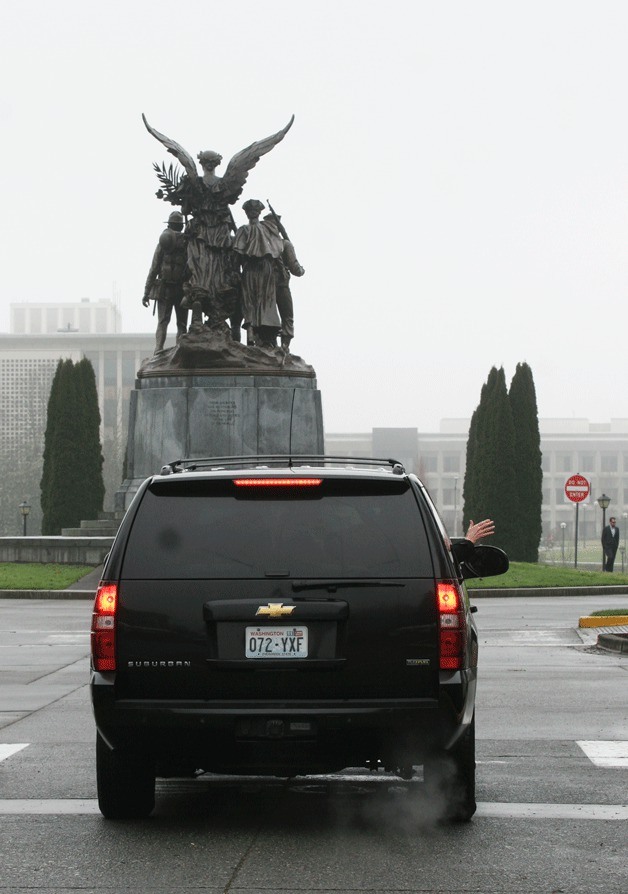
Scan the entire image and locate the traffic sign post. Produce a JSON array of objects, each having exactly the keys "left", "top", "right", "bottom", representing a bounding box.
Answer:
[
  {"left": 565, "top": 475, "right": 590, "bottom": 568},
  {"left": 564, "top": 475, "right": 590, "bottom": 504}
]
